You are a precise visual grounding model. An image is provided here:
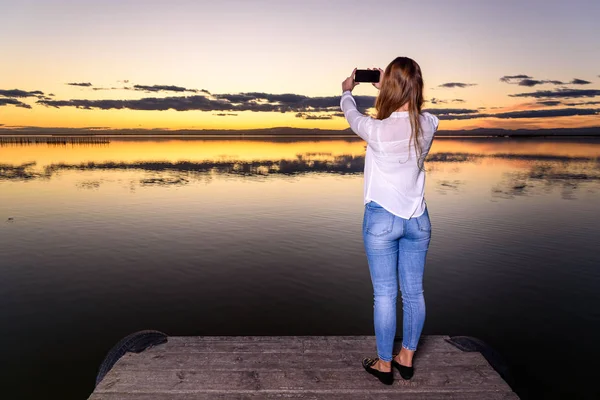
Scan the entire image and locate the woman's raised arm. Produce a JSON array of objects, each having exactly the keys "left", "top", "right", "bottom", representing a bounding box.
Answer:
[{"left": 340, "top": 91, "right": 378, "bottom": 142}]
